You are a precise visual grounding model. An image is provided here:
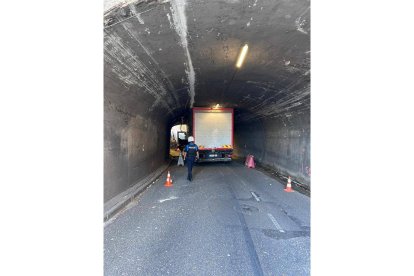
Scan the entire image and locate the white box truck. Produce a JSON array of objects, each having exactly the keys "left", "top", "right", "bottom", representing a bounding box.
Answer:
[{"left": 192, "top": 107, "right": 234, "bottom": 162}]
